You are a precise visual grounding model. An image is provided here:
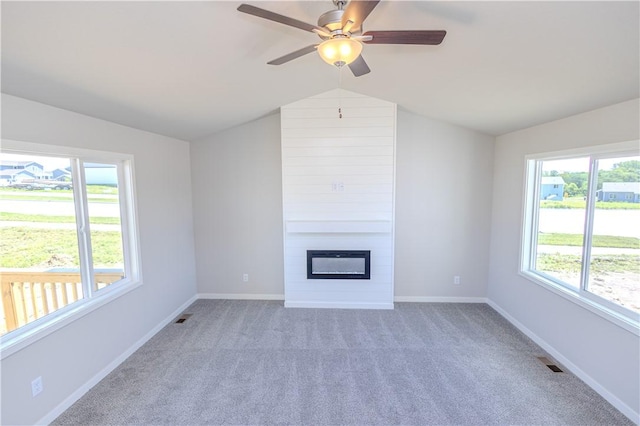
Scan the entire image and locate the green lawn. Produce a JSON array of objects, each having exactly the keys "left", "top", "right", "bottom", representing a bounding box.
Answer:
[
  {"left": 0, "top": 185, "right": 117, "bottom": 194},
  {"left": 538, "top": 233, "right": 640, "bottom": 249},
  {"left": 86, "top": 185, "right": 118, "bottom": 194},
  {"left": 0, "top": 185, "right": 118, "bottom": 203},
  {"left": 541, "top": 199, "right": 640, "bottom": 210},
  {"left": 0, "top": 194, "right": 117, "bottom": 203},
  {"left": 0, "top": 212, "right": 120, "bottom": 225},
  {"left": 537, "top": 253, "right": 640, "bottom": 274},
  {"left": 0, "top": 227, "right": 123, "bottom": 268}
]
